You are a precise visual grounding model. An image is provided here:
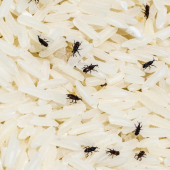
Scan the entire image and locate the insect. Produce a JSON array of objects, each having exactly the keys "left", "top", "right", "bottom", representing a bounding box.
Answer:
[
  {"left": 101, "top": 83, "right": 107, "bottom": 87},
  {"left": 106, "top": 148, "right": 120, "bottom": 158},
  {"left": 134, "top": 151, "right": 146, "bottom": 161},
  {"left": 143, "top": 58, "right": 156, "bottom": 70},
  {"left": 142, "top": 4, "right": 150, "bottom": 19},
  {"left": 84, "top": 146, "right": 99, "bottom": 157},
  {"left": 38, "top": 35, "right": 49, "bottom": 47},
  {"left": 66, "top": 94, "right": 82, "bottom": 103},
  {"left": 82, "top": 64, "right": 98, "bottom": 74},
  {"left": 28, "top": 0, "right": 39, "bottom": 4},
  {"left": 132, "top": 122, "right": 142, "bottom": 136},
  {"left": 72, "top": 41, "right": 82, "bottom": 57}
]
